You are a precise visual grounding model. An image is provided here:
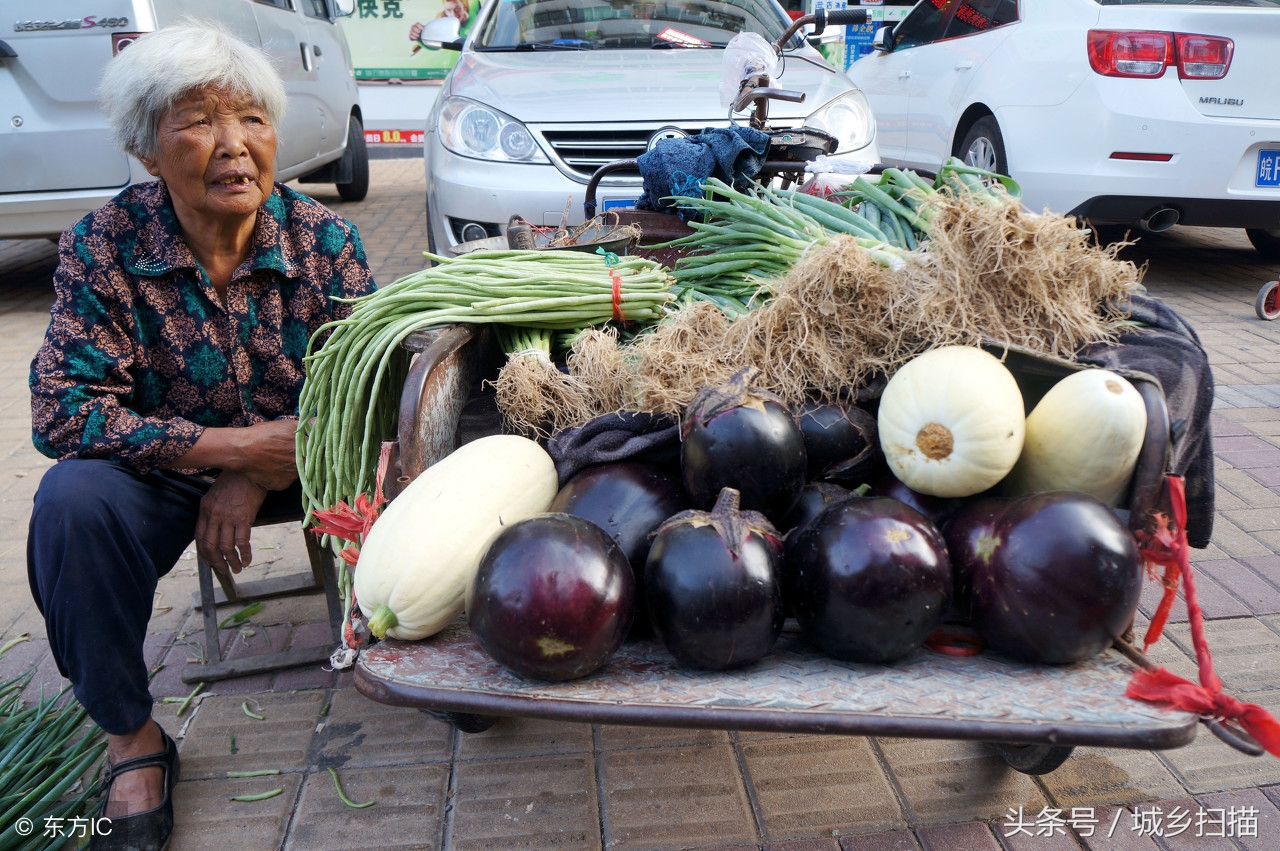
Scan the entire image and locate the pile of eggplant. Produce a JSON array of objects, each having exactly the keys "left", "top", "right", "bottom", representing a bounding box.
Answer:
[{"left": 468, "top": 366, "right": 1144, "bottom": 682}]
